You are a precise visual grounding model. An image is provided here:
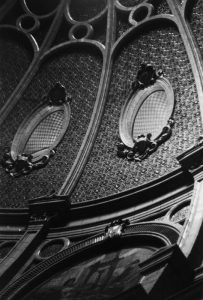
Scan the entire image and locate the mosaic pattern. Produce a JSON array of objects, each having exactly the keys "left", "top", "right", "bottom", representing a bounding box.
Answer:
[
  {"left": 23, "top": 246, "right": 154, "bottom": 300},
  {"left": 71, "top": 23, "right": 203, "bottom": 203},
  {"left": 133, "top": 90, "right": 169, "bottom": 140},
  {"left": 0, "top": 48, "right": 102, "bottom": 207},
  {"left": 0, "top": 32, "right": 32, "bottom": 108},
  {"left": 189, "top": 0, "right": 203, "bottom": 54},
  {"left": 25, "top": 111, "right": 64, "bottom": 155},
  {"left": 69, "top": 0, "right": 107, "bottom": 22}
]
